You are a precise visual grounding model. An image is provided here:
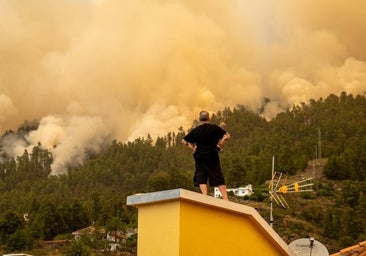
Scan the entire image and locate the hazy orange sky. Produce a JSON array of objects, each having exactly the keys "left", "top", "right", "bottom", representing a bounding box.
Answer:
[{"left": 1, "top": 0, "right": 365, "bottom": 174}]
